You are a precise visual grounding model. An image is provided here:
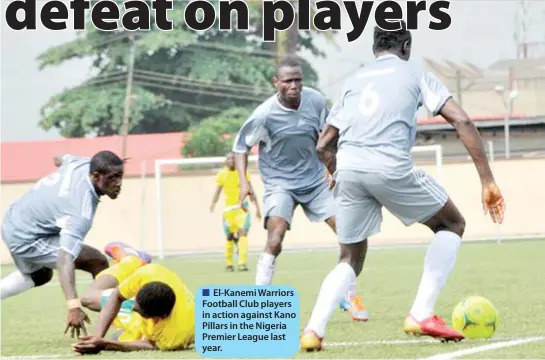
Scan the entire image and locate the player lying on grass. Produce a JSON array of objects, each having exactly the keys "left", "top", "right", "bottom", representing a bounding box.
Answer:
[
  {"left": 73, "top": 242, "right": 195, "bottom": 354},
  {"left": 1, "top": 151, "right": 125, "bottom": 339},
  {"left": 300, "top": 22, "right": 505, "bottom": 351},
  {"left": 232, "top": 56, "right": 369, "bottom": 321},
  {"left": 210, "top": 152, "right": 262, "bottom": 272}
]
